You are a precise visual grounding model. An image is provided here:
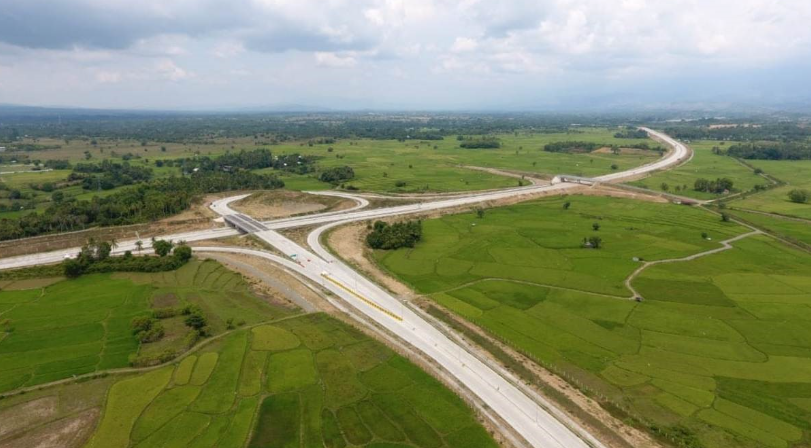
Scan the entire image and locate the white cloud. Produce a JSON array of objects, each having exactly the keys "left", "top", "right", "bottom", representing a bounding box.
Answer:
[
  {"left": 314, "top": 52, "right": 357, "bottom": 68},
  {"left": 451, "top": 37, "right": 478, "bottom": 53},
  {"left": 155, "top": 59, "right": 192, "bottom": 81},
  {"left": 95, "top": 70, "right": 122, "bottom": 83}
]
